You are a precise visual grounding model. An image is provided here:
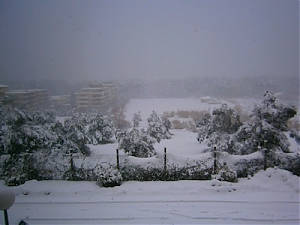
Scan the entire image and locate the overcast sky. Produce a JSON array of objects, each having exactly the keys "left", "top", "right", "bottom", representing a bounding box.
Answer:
[{"left": 0, "top": 0, "right": 298, "bottom": 81}]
